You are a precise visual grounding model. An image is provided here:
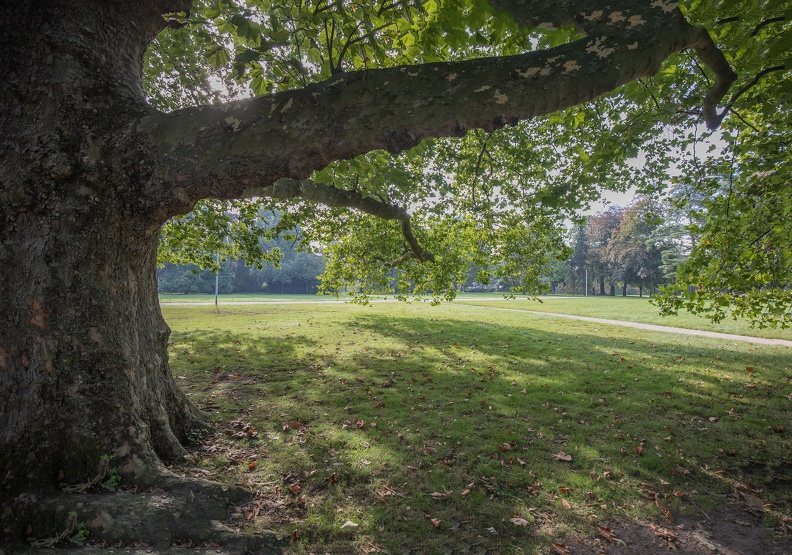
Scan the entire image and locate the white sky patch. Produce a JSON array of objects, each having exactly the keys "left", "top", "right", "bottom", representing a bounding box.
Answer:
[{"left": 578, "top": 124, "right": 726, "bottom": 220}]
